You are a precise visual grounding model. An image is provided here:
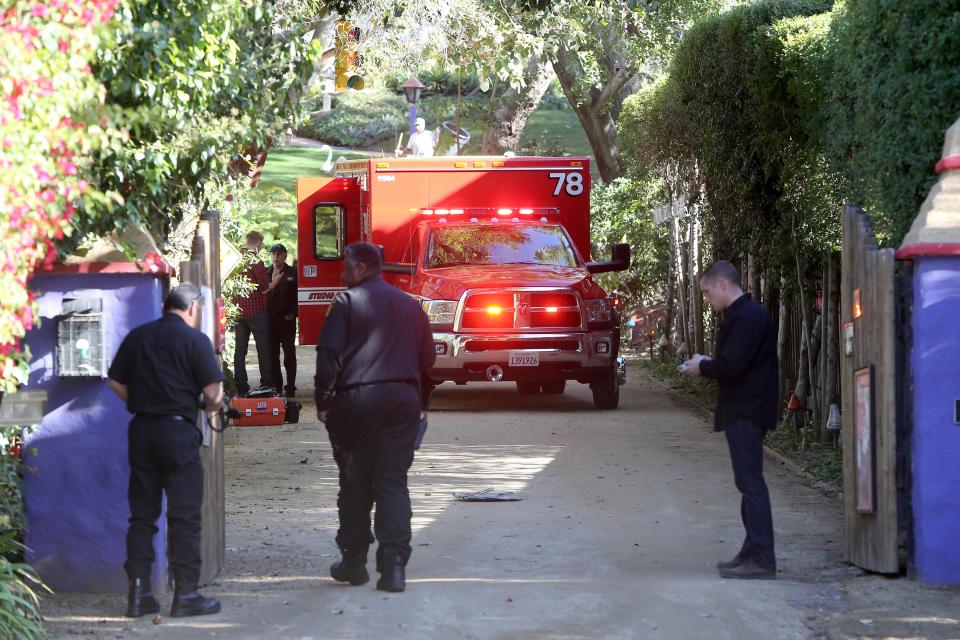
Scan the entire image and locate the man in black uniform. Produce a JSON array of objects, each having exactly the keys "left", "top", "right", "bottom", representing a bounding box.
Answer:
[
  {"left": 315, "top": 242, "right": 435, "bottom": 593},
  {"left": 107, "top": 284, "right": 224, "bottom": 617},
  {"left": 267, "top": 243, "right": 298, "bottom": 397},
  {"left": 680, "top": 260, "right": 779, "bottom": 580}
]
